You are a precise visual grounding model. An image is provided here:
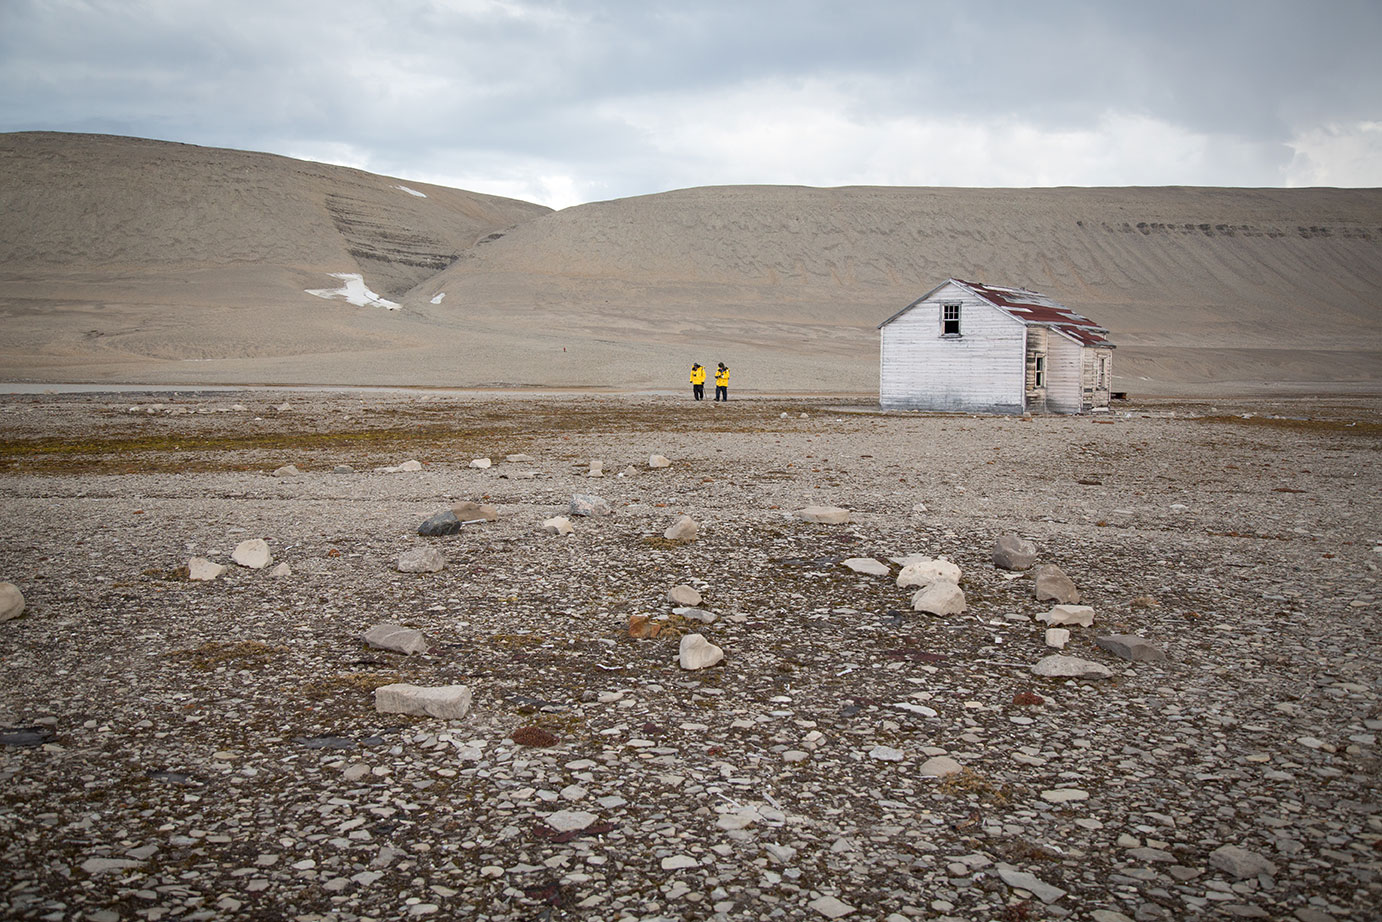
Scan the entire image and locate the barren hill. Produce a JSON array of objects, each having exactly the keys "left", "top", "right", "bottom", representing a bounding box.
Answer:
[{"left": 1, "top": 133, "right": 1379, "bottom": 394}]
